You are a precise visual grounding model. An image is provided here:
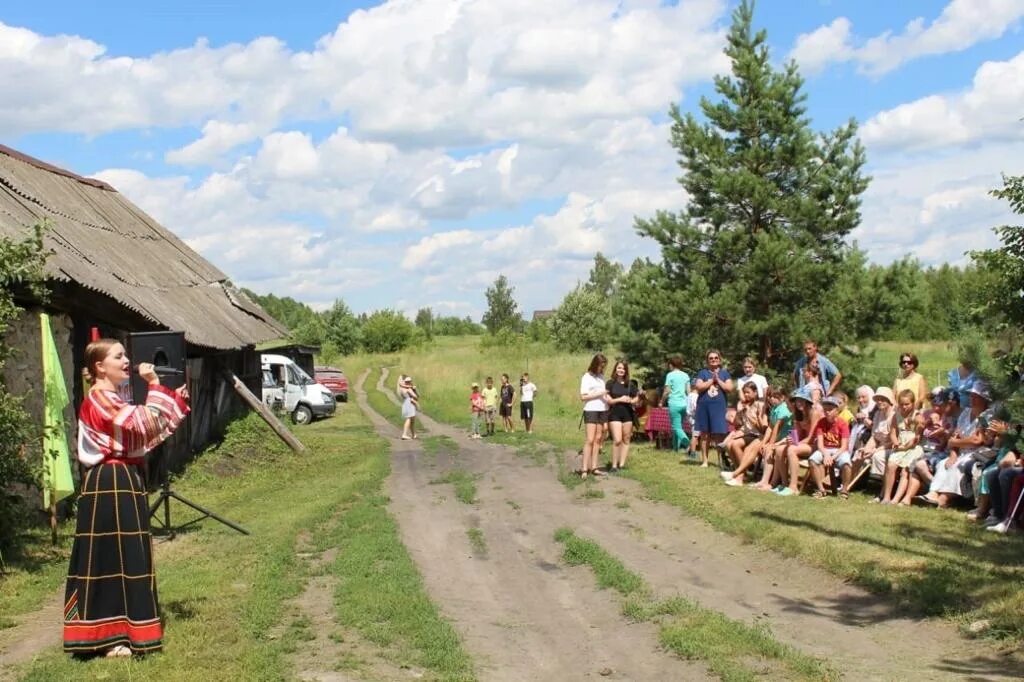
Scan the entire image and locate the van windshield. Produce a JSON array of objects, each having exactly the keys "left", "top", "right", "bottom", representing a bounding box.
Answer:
[{"left": 289, "top": 364, "right": 313, "bottom": 385}]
